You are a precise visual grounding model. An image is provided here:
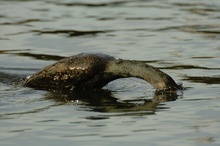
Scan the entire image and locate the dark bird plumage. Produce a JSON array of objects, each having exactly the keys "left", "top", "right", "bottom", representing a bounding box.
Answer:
[{"left": 24, "top": 53, "right": 180, "bottom": 92}]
